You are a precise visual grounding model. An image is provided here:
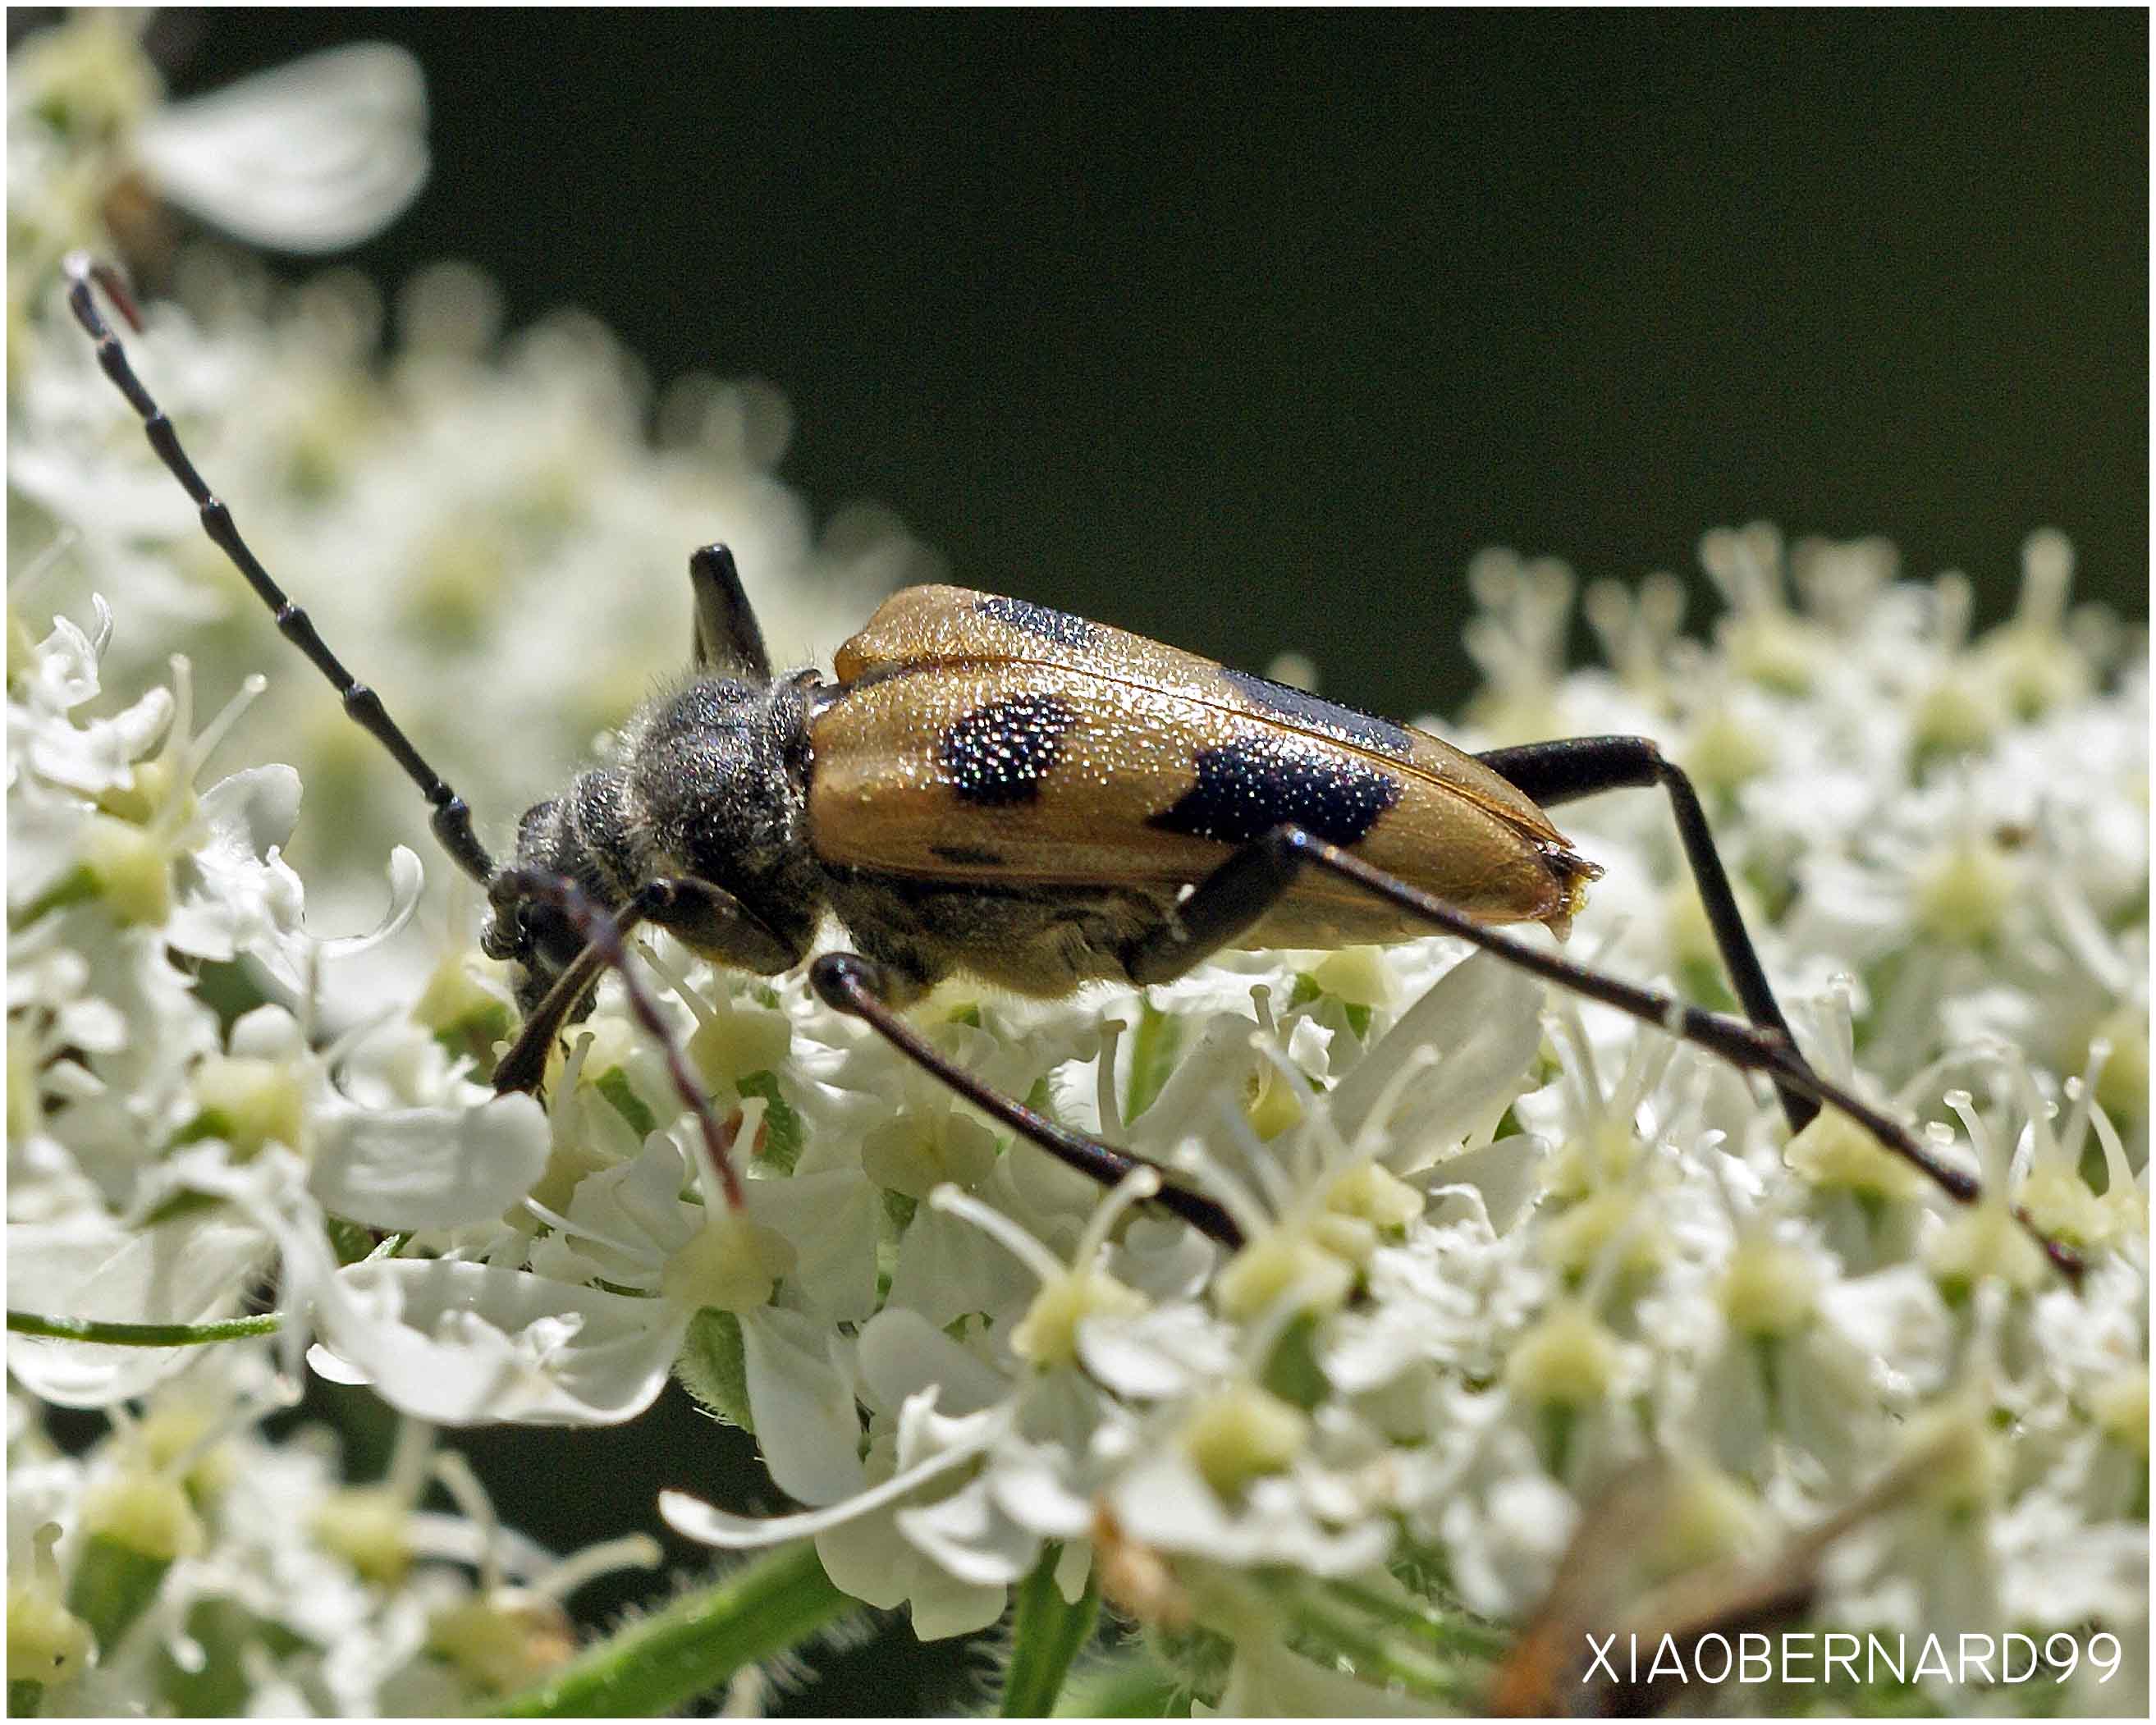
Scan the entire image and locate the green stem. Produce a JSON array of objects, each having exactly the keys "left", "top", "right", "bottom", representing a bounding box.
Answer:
[
  {"left": 1322, "top": 1577, "right": 1509, "bottom": 1661},
  {"left": 489, "top": 1542, "right": 854, "bottom": 1718},
  {"left": 1284, "top": 1587, "right": 1480, "bottom": 1707},
  {"left": 7, "top": 1310, "right": 281, "bottom": 1347},
  {"left": 1000, "top": 1546, "right": 1100, "bottom": 1717},
  {"left": 10, "top": 1679, "right": 48, "bottom": 1716},
  {"left": 9, "top": 863, "right": 97, "bottom": 930}
]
